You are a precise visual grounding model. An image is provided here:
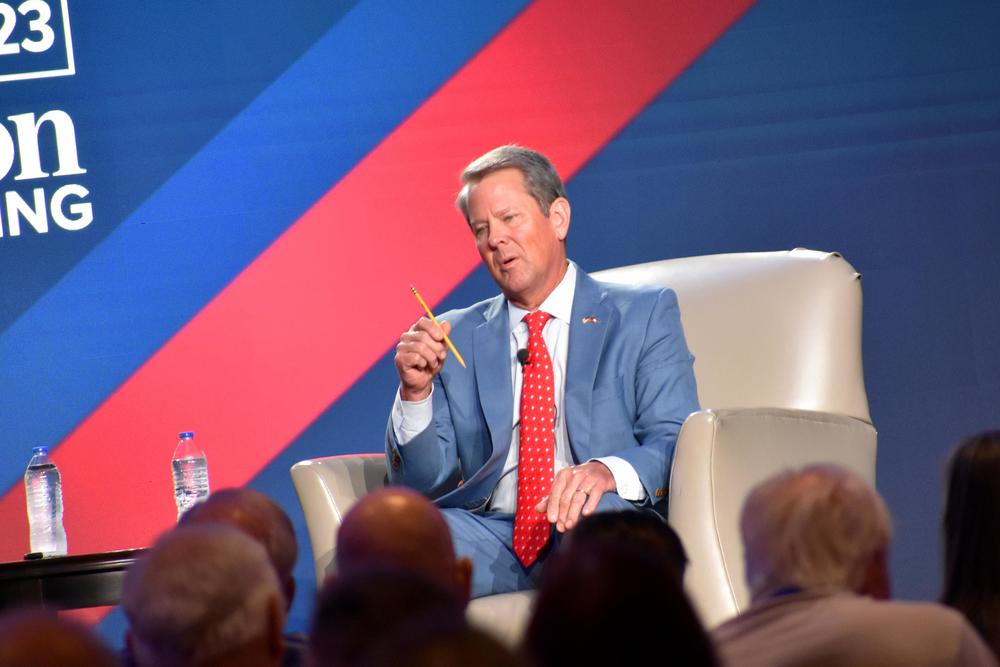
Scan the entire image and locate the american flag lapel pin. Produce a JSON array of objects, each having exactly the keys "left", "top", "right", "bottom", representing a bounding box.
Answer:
[{"left": 581, "top": 316, "right": 599, "bottom": 324}]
